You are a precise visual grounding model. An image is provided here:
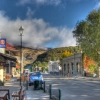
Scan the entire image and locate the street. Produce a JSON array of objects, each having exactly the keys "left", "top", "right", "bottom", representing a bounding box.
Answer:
[{"left": 43, "top": 73, "right": 100, "bottom": 100}]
